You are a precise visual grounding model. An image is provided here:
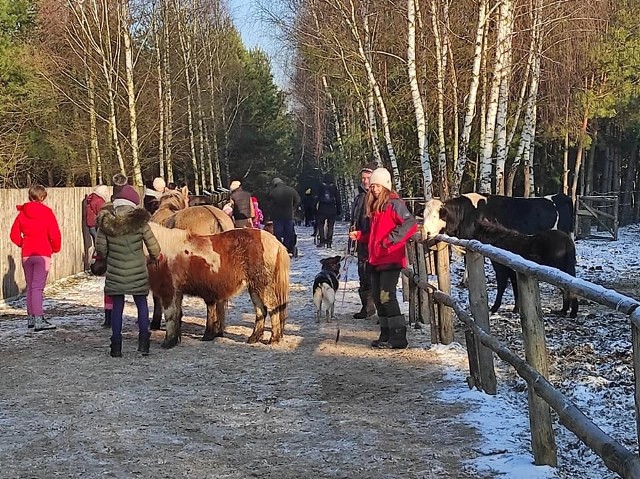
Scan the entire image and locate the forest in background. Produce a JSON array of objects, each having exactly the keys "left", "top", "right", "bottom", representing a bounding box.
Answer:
[{"left": 1, "top": 1, "right": 640, "bottom": 221}]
